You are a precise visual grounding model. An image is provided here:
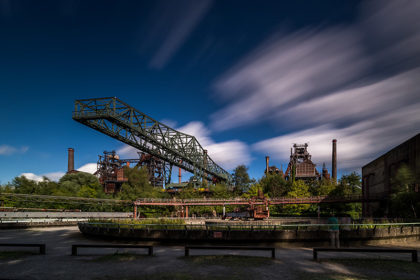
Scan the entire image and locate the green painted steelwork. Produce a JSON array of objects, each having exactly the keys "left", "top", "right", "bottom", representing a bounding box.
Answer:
[{"left": 73, "top": 97, "right": 231, "bottom": 183}]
